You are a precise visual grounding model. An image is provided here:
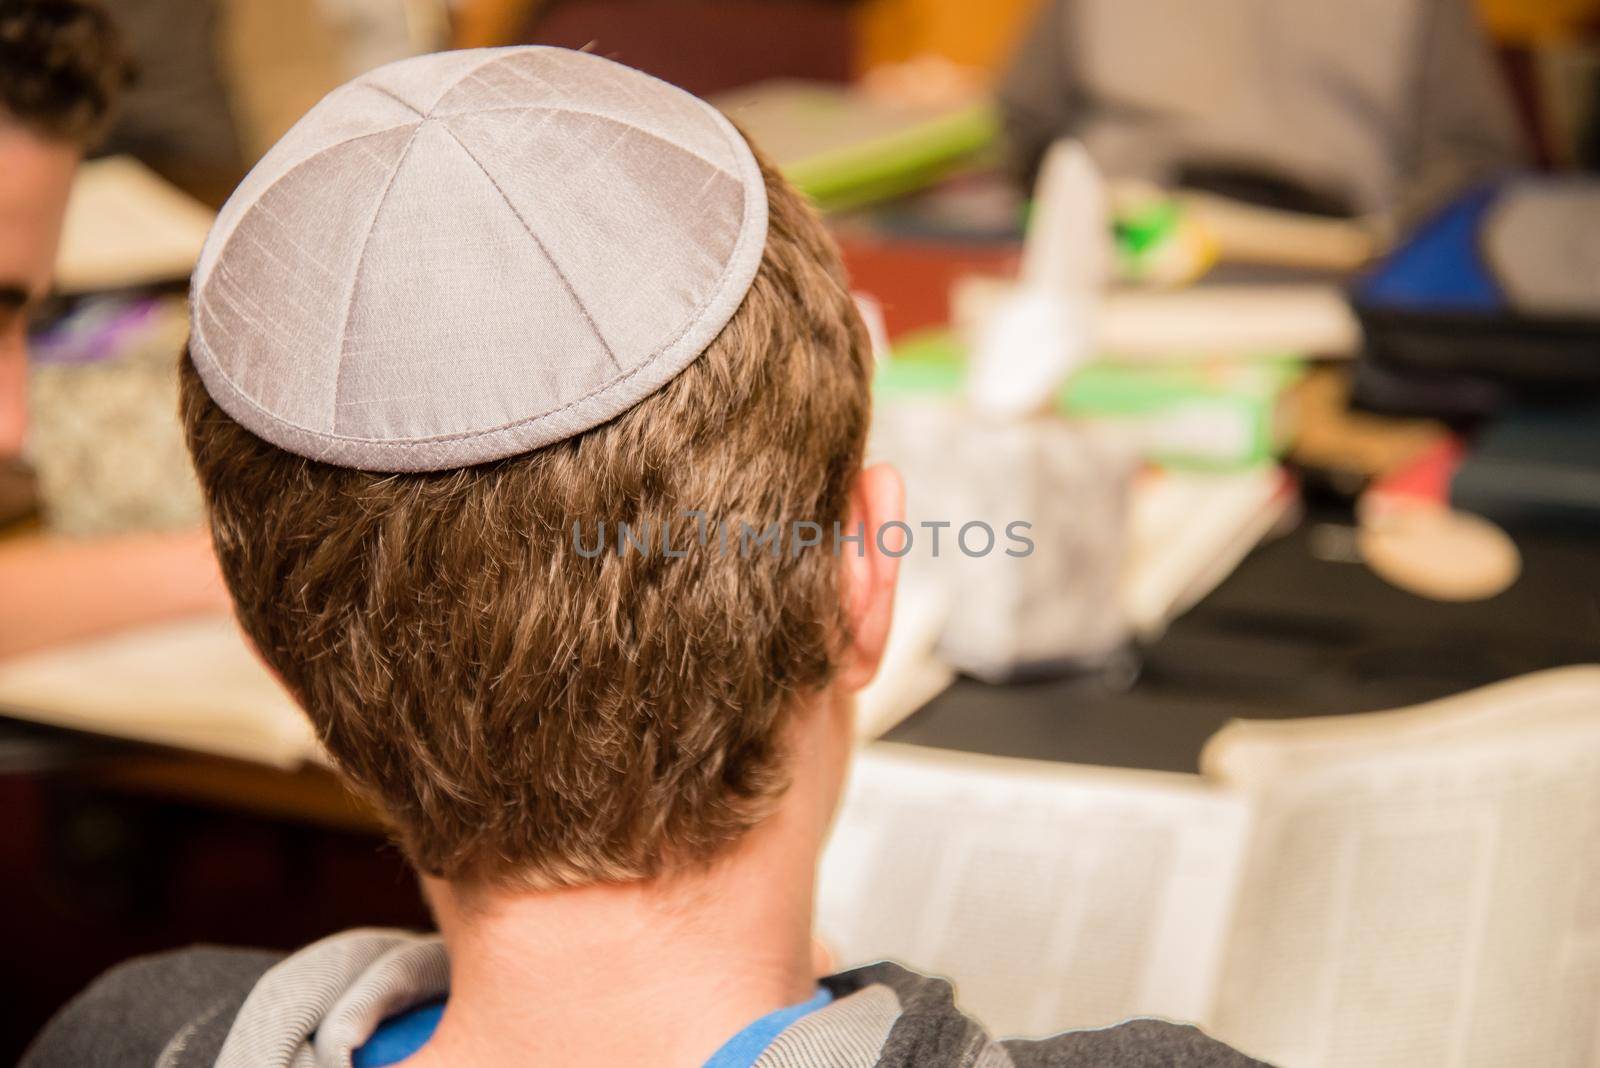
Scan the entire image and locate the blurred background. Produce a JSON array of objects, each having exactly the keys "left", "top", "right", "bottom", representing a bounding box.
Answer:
[{"left": 4, "top": 0, "right": 1600, "bottom": 1063}]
